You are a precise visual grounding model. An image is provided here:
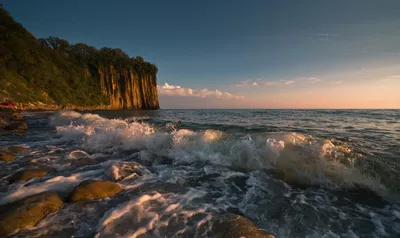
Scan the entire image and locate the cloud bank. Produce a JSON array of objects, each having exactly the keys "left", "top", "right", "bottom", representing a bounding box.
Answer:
[
  {"left": 158, "top": 83, "right": 244, "bottom": 100},
  {"left": 236, "top": 77, "right": 322, "bottom": 87},
  {"left": 381, "top": 74, "right": 400, "bottom": 81}
]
